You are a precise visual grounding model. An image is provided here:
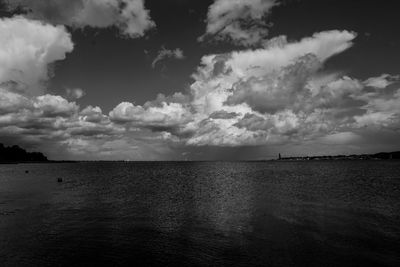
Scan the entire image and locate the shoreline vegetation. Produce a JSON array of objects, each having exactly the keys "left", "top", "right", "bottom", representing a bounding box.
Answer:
[{"left": 0, "top": 143, "right": 48, "bottom": 163}]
